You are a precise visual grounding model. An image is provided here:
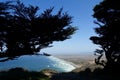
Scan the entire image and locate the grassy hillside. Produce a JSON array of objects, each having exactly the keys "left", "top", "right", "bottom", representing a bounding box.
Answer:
[{"left": 0, "top": 68, "right": 50, "bottom": 80}]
